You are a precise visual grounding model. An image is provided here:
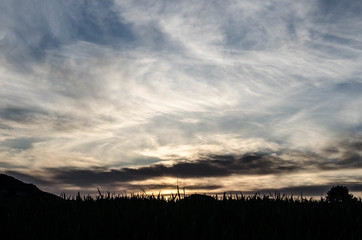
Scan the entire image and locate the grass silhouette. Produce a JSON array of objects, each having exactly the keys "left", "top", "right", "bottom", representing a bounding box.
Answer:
[{"left": 1, "top": 189, "right": 362, "bottom": 240}]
